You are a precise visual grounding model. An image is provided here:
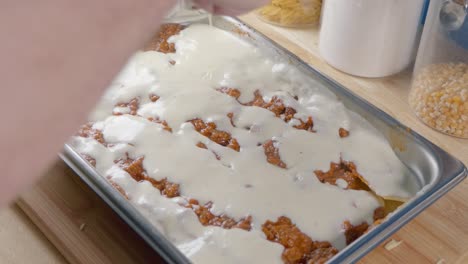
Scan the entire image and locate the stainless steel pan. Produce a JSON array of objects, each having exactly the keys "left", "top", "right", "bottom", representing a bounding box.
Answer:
[{"left": 61, "top": 16, "right": 467, "bottom": 264}]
